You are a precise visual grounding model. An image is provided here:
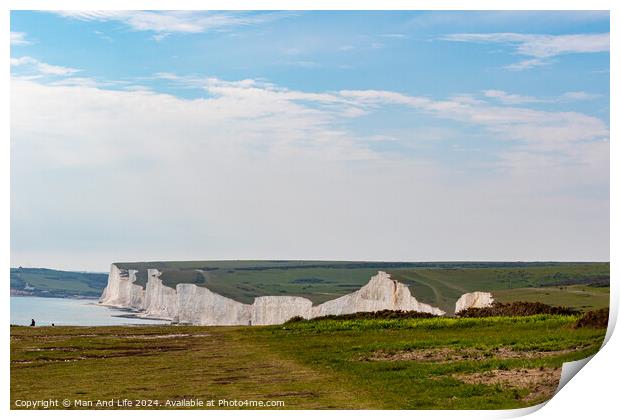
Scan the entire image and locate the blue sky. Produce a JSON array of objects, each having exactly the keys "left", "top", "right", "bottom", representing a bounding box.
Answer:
[{"left": 10, "top": 11, "right": 610, "bottom": 270}]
